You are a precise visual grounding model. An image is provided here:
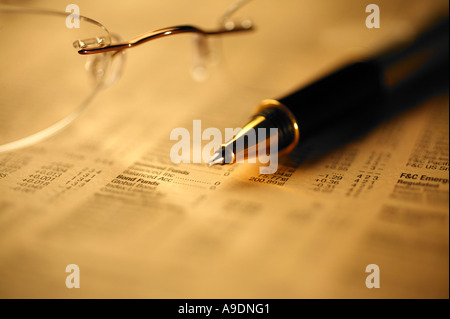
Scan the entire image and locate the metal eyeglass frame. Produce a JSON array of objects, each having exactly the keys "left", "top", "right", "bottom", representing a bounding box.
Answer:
[{"left": 0, "top": 0, "right": 255, "bottom": 153}]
